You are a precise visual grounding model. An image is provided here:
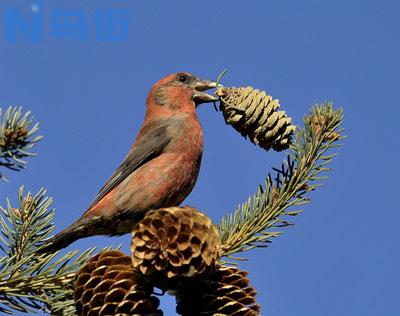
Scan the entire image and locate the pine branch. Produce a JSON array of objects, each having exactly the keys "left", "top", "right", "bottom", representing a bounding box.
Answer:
[
  {"left": 0, "top": 187, "right": 108, "bottom": 315},
  {"left": 219, "top": 102, "right": 344, "bottom": 258},
  {"left": 0, "top": 107, "right": 43, "bottom": 181}
]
